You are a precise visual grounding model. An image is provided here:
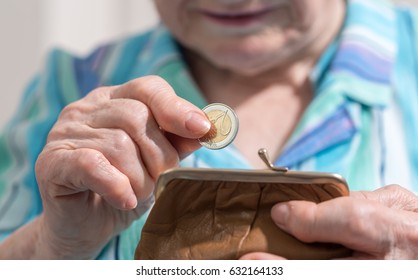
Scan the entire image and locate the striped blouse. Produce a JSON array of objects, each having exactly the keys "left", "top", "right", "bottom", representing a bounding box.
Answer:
[{"left": 1, "top": 0, "right": 418, "bottom": 259}]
